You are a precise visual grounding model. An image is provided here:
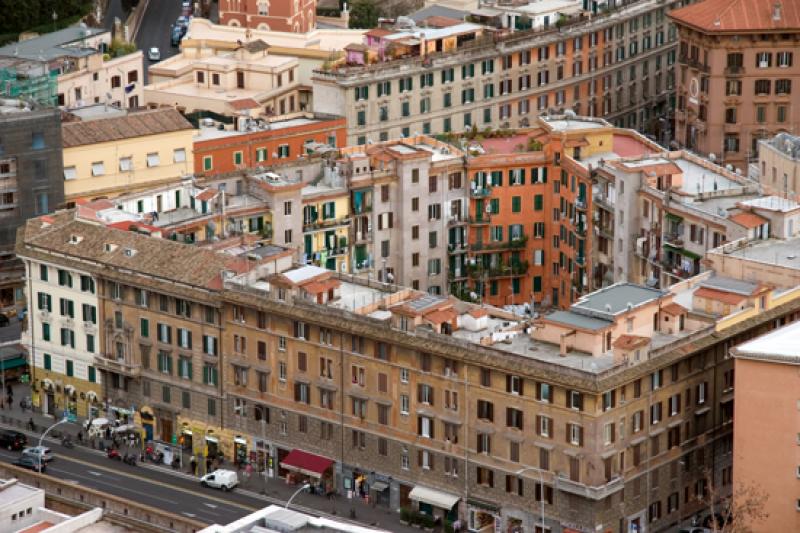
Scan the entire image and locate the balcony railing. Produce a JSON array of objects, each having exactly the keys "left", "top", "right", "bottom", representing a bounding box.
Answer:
[
  {"left": 467, "top": 260, "right": 529, "bottom": 278},
  {"left": 576, "top": 198, "right": 587, "bottom": 210},
  {"left": 93, "top": 354, "right": 141, "bottom": 377},
  {"left": 469, "top": 186, "right": 493, "bottom": 198},
  {"left": 724, "top": 65, "right": 744, "bottom": 76},
  {"left": 447, "top": 216, "right": 468, "bottom": 227},
  {"left": 468, "top": 215, "right": 492, "bottom": 225},
  {"left": 469, "top": 235, "right": 528, "bottom": 251},
  {"left": 663, "top": 232, "right": 683, "bottom": 247}
]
